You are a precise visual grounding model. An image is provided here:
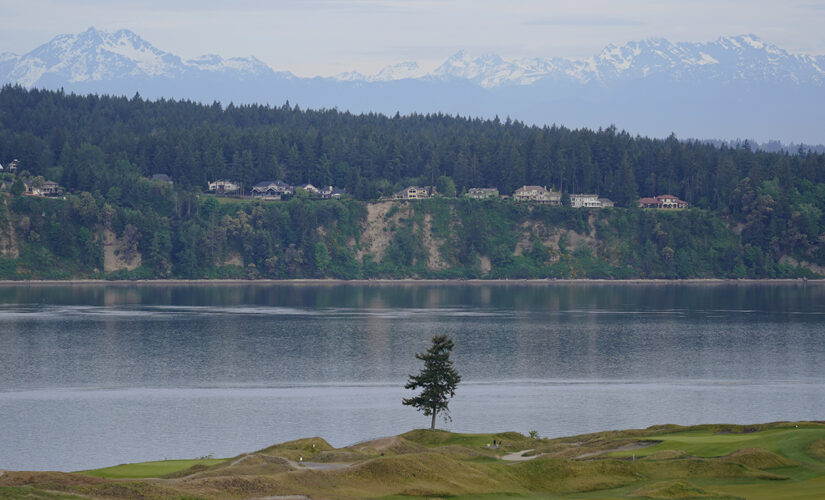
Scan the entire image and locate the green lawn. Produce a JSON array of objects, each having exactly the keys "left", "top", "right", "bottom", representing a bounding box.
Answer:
[
  {"left": 81, "top": 457, "right": 226, "bottom": 478},
  {"left": 9, "top": 423, "right": 825, "bottom": 499},
  {"left": 609, "top": 426, "right": 825, "bottom": 463}
]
